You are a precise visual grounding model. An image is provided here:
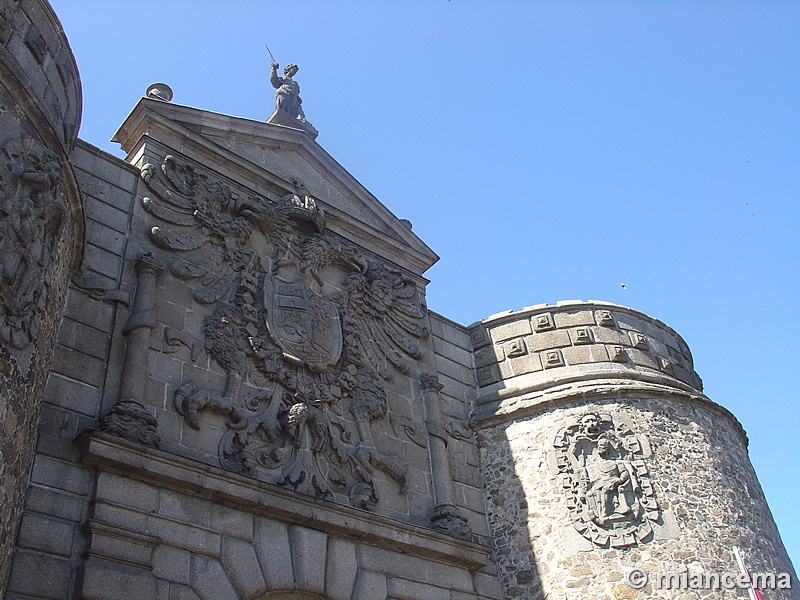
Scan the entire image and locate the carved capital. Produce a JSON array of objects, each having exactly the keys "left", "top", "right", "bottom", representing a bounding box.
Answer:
[
  {"left": 430, "top": 503, "right": 474, "bottom": 541},
  {"left": 100, "top": 401, "right": 160, "bottom": 449},
  {"left": 134, "top": 254, "right": 164, "bottom": 278},
  {"left": 419, "top": 372, "right": 444, "bottom": 394}
]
